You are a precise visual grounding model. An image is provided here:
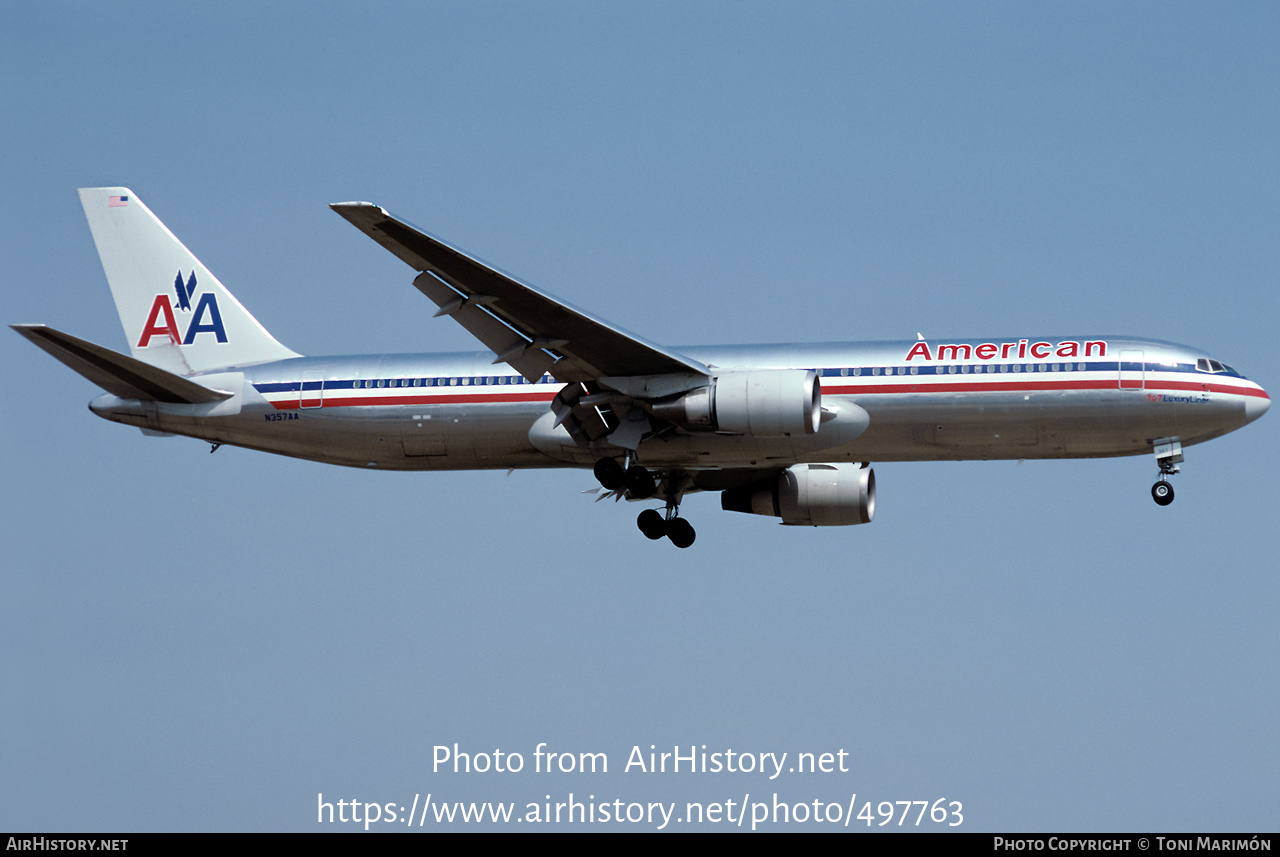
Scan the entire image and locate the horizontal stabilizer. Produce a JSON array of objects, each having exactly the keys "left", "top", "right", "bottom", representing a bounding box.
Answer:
[{"left": 12, "top": 324, "right": 232, "bottom": 404}]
